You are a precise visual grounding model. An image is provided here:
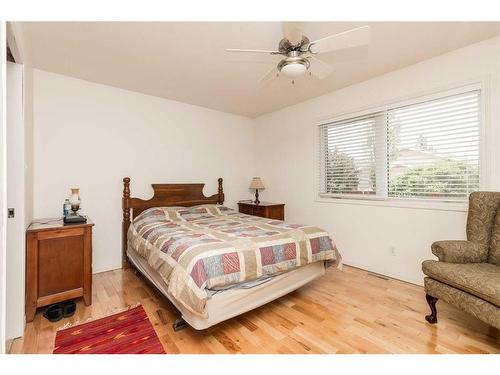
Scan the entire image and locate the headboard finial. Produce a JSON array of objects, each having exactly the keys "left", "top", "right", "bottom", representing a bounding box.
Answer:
[
  {"left": 123, "top": 177, "right": 130, "bottom": 196},
  {"left": 122, "top": 177, "right": 131, "bottom": 268},
  {"left": 218, "top": 177, "right": 224, "bottom": 205}
]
